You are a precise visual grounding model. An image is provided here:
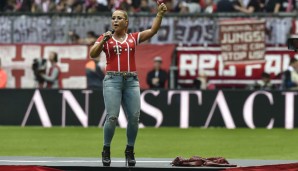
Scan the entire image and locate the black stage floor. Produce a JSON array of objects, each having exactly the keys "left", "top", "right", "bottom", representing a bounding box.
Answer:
[{"left": 0, "top": 157, "right": 297, "bottom": 171}]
